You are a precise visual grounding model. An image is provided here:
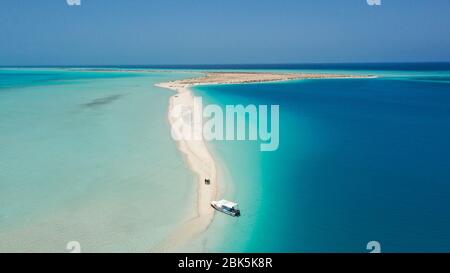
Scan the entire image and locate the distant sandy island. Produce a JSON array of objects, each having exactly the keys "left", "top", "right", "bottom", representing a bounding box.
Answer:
[
  {"left": 153, "top": 71, "right": 374, "bottom": 252},
  {"left": 174, "top": 71, "right": 373, "bottom": 85}
]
